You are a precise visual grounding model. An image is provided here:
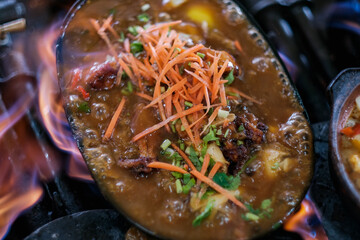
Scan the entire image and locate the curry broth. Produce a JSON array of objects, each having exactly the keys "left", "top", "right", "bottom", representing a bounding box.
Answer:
[{"left": 59, "top": 0, "right": 313, "bottom": 239}]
